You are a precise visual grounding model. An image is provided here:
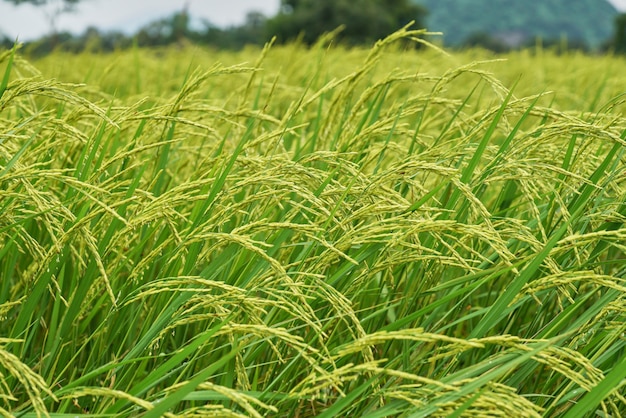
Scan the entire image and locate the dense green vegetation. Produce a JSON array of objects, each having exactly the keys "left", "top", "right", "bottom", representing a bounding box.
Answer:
[
  {"left": 5, "top": 0, "right": 626, "bottom": 55},
  {"left": 266, "top": 0, "right": 426, "bottom": 45},
  {"left": 413, "top": 0, "right": 618, "bottom": 48},
  {"left": 615, "top": 13, "right": 626, "bottom": 53},
  {"left": 1, "top": 28, "right": 626, "bottom": 416},
  {"left": 1, "top": 0, "right": 426, "bottom": 53}
]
